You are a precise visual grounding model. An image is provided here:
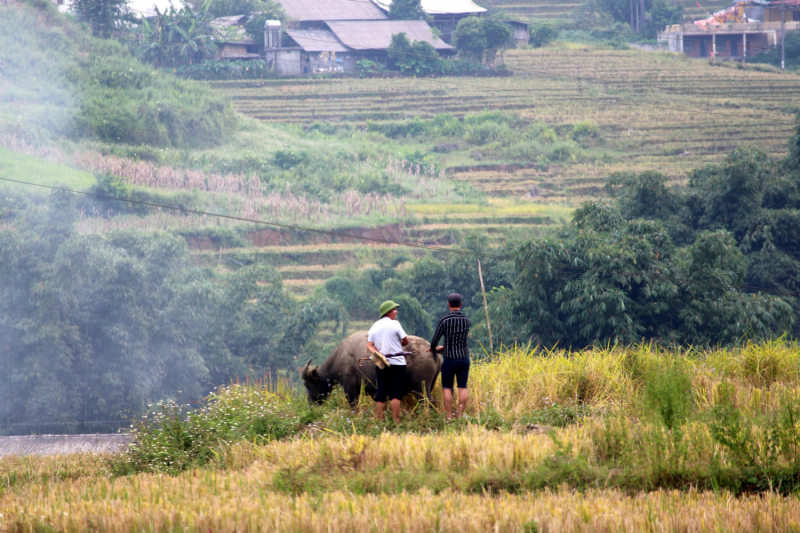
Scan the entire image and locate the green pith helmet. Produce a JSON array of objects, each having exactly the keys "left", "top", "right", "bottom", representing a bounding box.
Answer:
[{"left": 379, "top": 300, "right": 401, "bottom": 318}]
